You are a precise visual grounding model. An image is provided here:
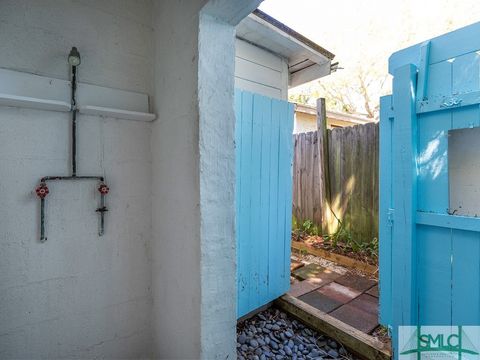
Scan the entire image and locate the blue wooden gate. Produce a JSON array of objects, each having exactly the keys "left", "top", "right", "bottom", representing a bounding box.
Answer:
[
  {"left": 235, "top": 90, "right": 294, "bottom": 318},
  {"left": 380, "top": 23, "right": 480, "bottom": 358}
]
